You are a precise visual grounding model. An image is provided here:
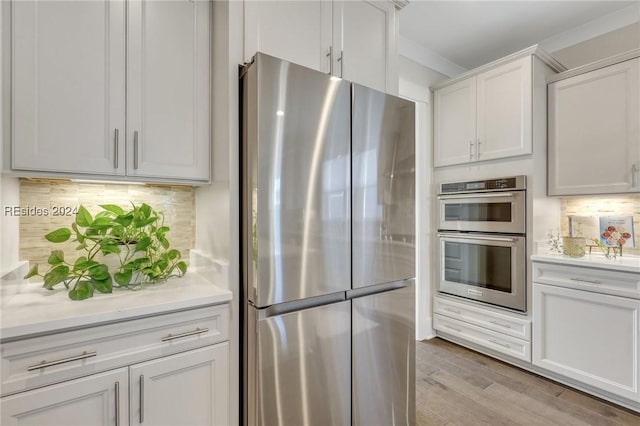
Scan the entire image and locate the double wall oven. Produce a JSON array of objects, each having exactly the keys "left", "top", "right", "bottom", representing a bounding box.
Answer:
[{"left": 437, "top": 176, "right": 527, "bottom": 312}]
